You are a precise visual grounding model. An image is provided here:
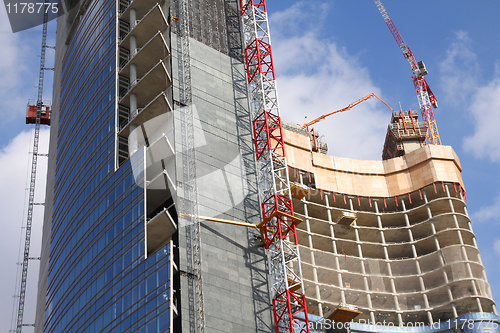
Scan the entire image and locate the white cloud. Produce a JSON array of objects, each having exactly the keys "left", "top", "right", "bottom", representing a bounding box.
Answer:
[
  {"left": 494, "top": 239, "right": 500, "bottom": 257},
  {"left": 270, "top": 2, "right": 390, "bottom": 160},
  {"left": 463, "top": 73, "right": 500, "bottom": 161},
  {"left": 270, "top": 1, "right": 329, "bottom": 38},
  {"left": 0, "top": 129, "right": 49, "bottom": 331},
  {"left": 438, "top": 31, "right": 500, "bottom": 162},
  {"left": 472, "top": 195, "right": 500, "bottom": 222},
  {"left": 439, "top": 31, "right": 479, "bottom": 107},
  {"left": 0, "top": 6, "right": 40, "bottom": 124}
]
